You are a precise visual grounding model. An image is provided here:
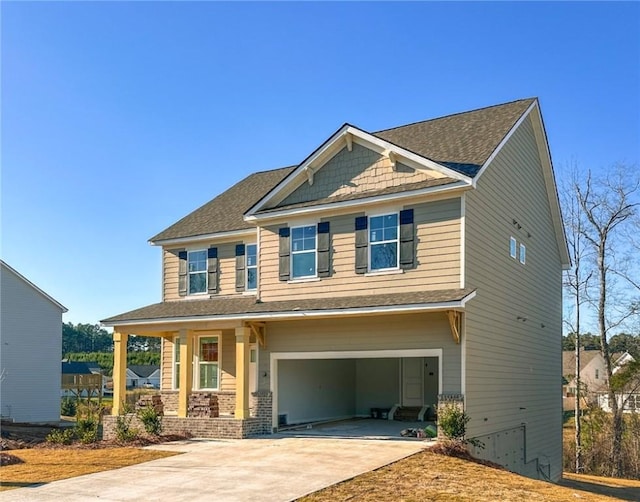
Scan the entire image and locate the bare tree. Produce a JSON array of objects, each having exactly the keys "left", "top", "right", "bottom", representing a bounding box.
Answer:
[
  {"left": 561, "top": 169, "right": 592, "bottom": 473},
  {"left": 574, "top": 167, "right": 640, "bottom": 477}
]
